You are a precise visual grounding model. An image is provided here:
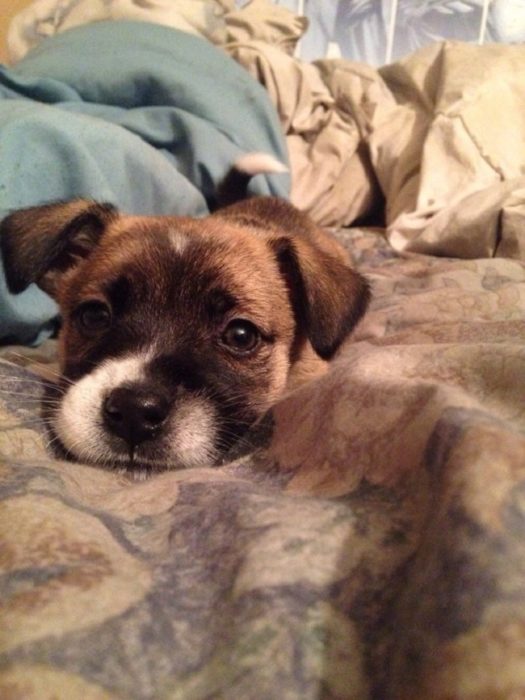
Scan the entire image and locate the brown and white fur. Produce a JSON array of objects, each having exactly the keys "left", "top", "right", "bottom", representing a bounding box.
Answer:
[{"left": 0, "top": 155, "right": 370, "bottom": 472}]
